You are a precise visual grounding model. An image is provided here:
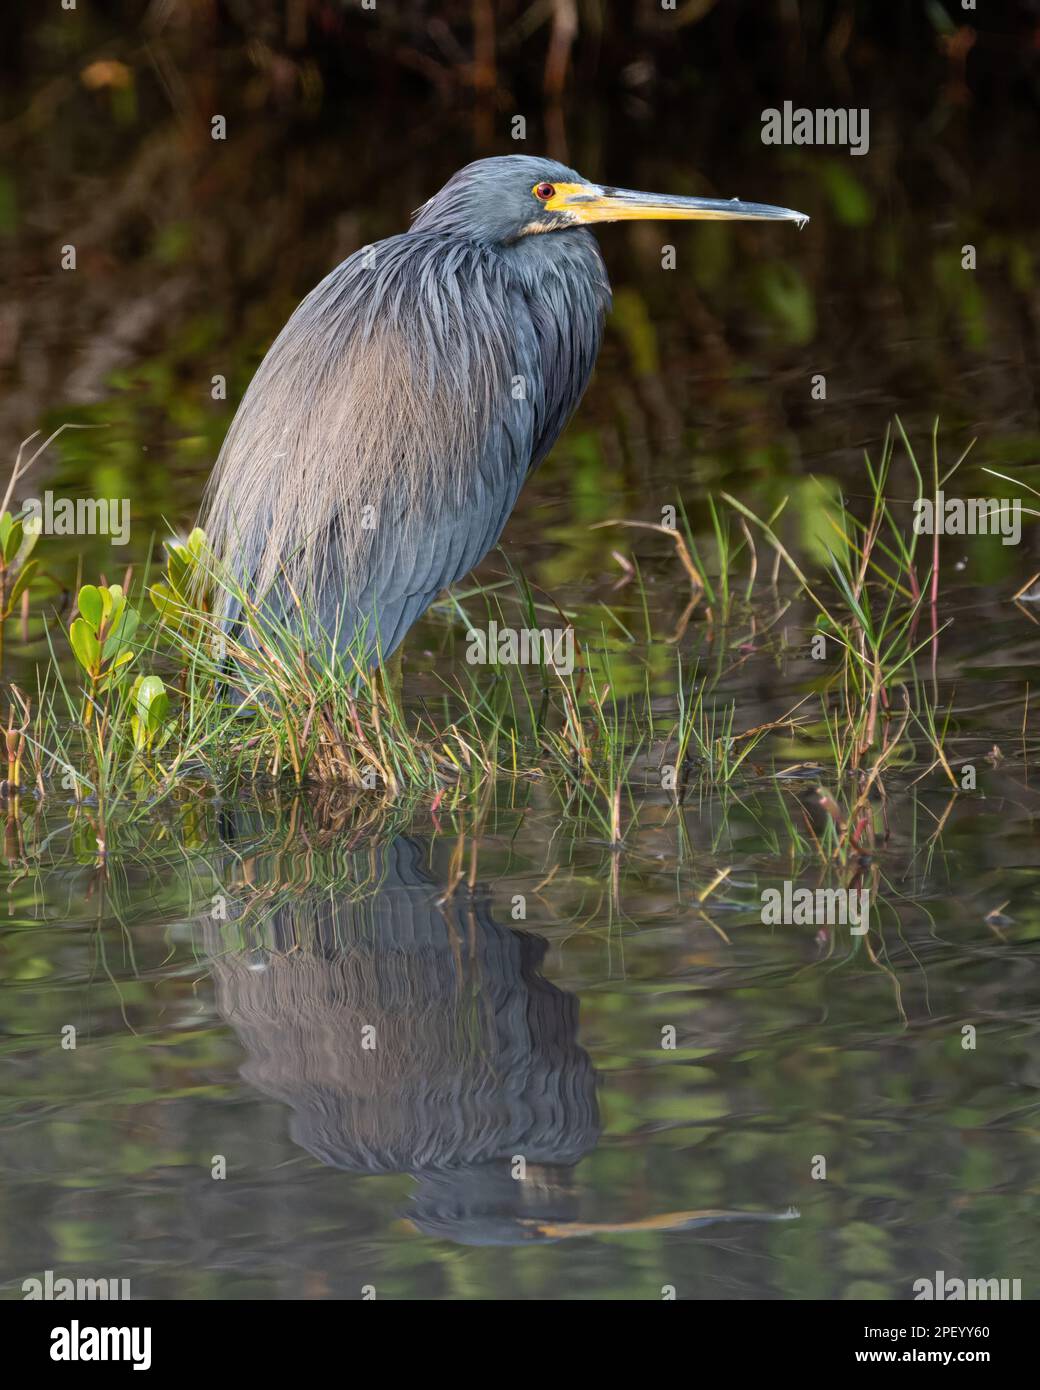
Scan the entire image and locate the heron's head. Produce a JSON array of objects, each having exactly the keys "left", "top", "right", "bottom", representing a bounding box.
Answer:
[{"left": 411, "top": 155, "right": 808, "bottom": 245}]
